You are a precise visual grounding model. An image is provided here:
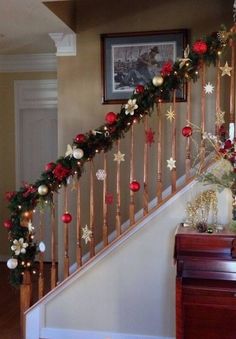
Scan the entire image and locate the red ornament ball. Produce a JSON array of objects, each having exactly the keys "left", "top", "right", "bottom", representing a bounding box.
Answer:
[
  {"left": 182, "top": 126, "right": 192, "bottom": 137},
  {"left": 3, "top": 219, "right": 13, "bottom": 229},
  {"left": 135, "top": 84, "right": 145, "bottom": 94},
  {"left": 224, "top": 139, "right": 232, "bottom": 149},
  {"left": 75, "top": 133, "right": 86, "bottom": 143},
  {"left": 105, "top": 112, "right": 117, "bottom": 125},
  {"left": 61, "top": 212, "right": 72, "bottom": 224},
  {"left": 129, "top": 180, "right": 140, "bottom": 192},
  {"left": 192, "top": 40, "right": 207, "bottom": 54},
  {"left": 45, "top": 162, "right": 55, "bottom": 172}
]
